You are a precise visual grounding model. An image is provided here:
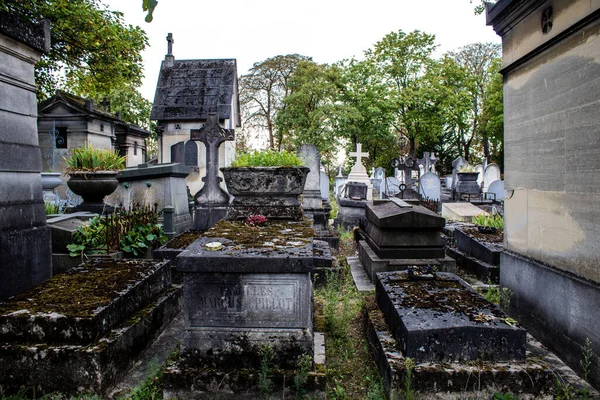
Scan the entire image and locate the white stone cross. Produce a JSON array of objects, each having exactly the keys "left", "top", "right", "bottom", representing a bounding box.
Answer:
[{"left": 349, "top": 143, "right": 369, "bottom": 167}]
